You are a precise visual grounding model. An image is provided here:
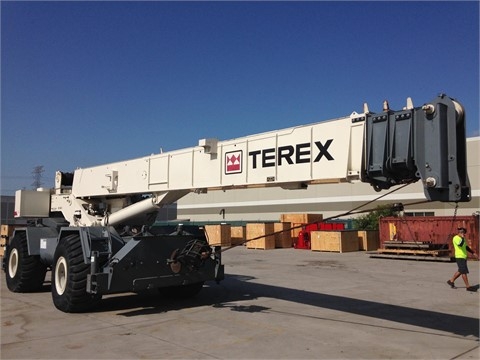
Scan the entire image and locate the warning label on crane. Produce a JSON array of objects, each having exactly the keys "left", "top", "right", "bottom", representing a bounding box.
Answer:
[{"left": 225, "top": 150, "right": 242, "bottom": 174}]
